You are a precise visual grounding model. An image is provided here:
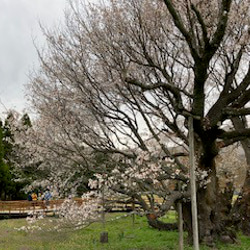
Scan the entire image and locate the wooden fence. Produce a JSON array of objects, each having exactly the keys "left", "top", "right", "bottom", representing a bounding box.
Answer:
[
  {"left": 0, "top": 196, "right": 165, "bottom": 216},
  {"left": 0, "top": 199, "right": 80, "bottom": 216}
]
